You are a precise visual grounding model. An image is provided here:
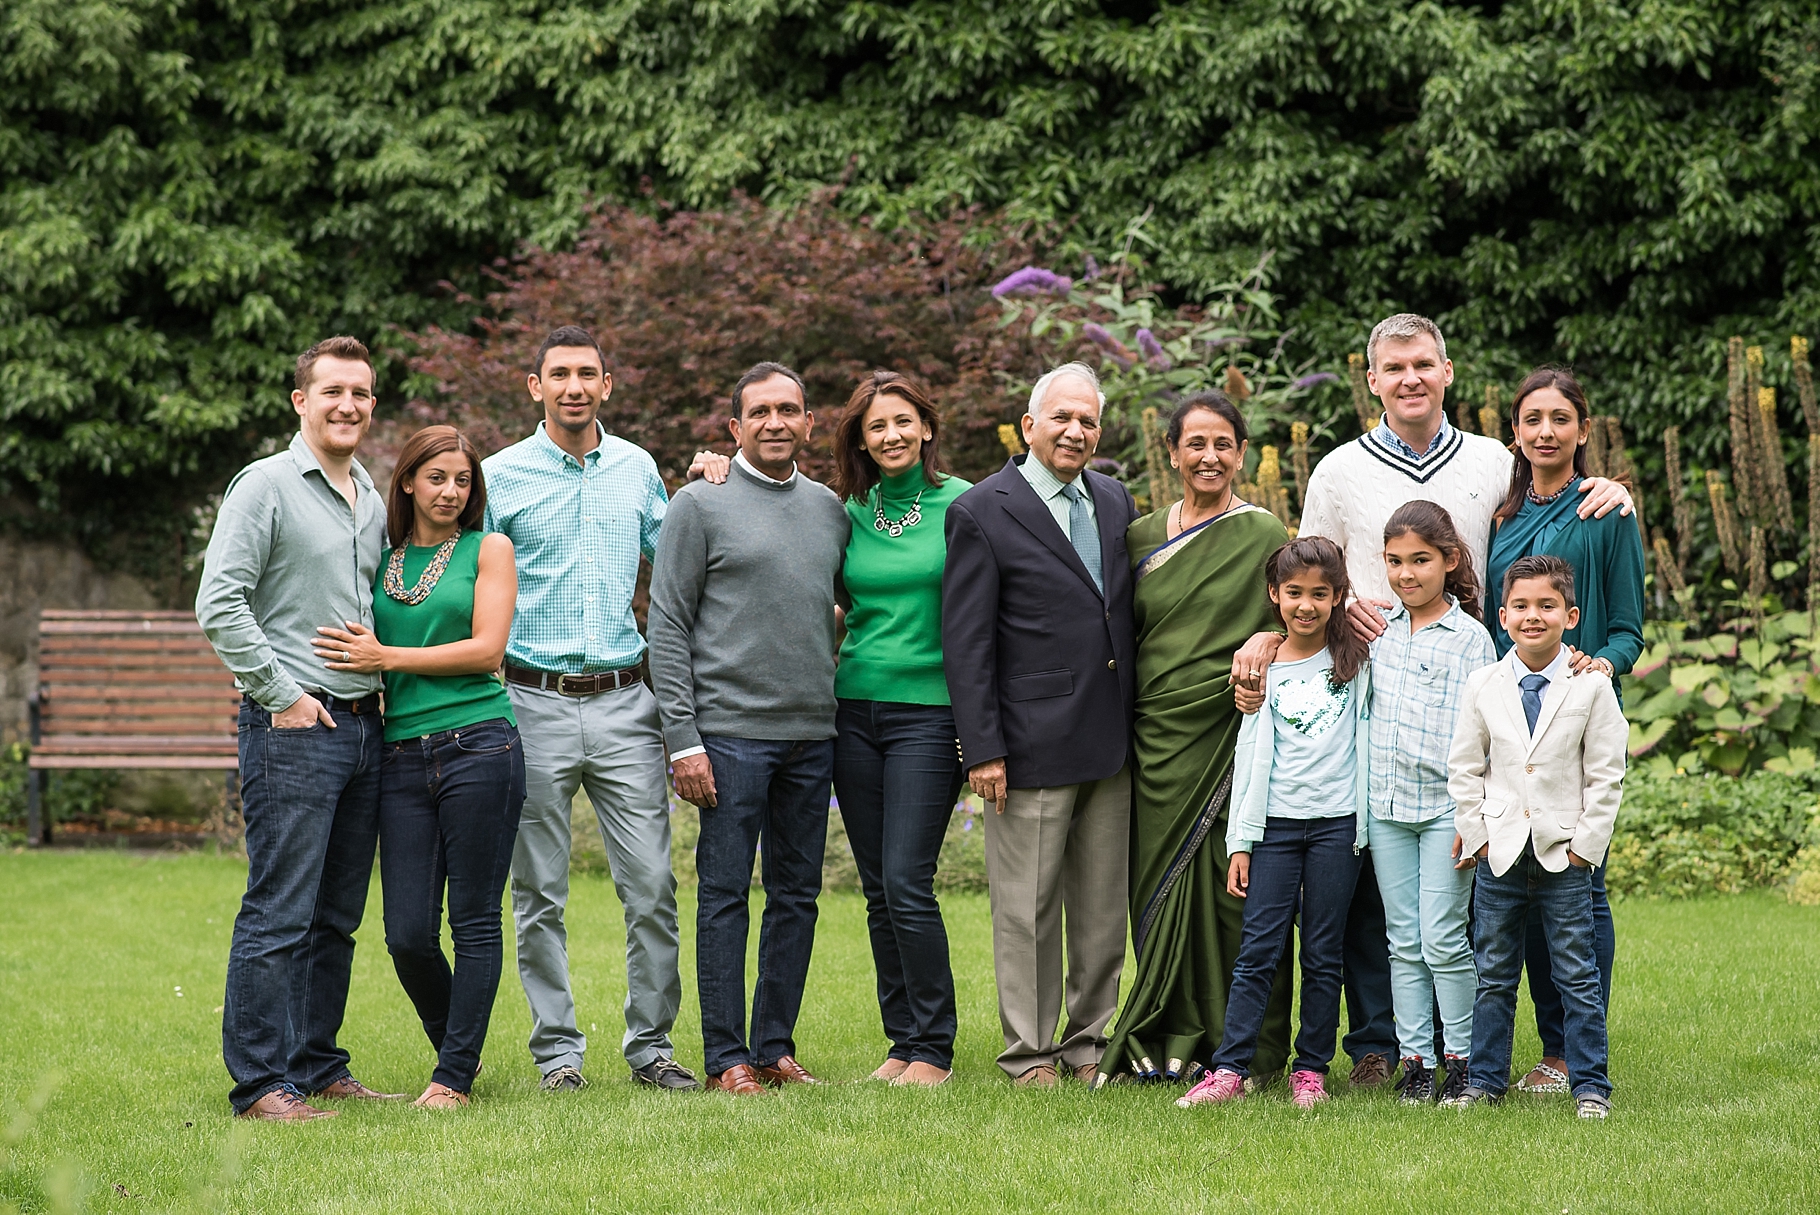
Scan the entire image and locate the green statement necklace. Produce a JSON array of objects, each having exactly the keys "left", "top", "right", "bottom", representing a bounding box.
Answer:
[{"left": 384, "top": 530, "right": 461, "bottom": 605}]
